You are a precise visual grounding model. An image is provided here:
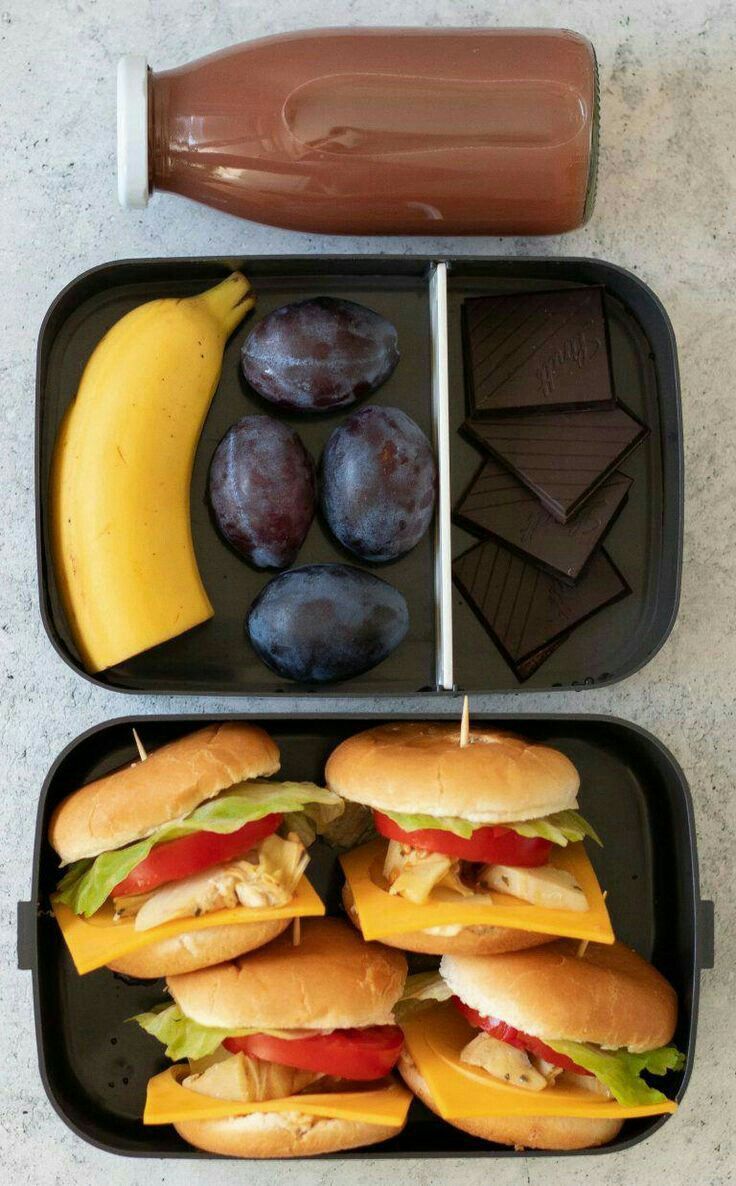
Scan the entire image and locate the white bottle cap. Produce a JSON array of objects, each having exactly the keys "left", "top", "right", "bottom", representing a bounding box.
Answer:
[{"left": 117, "top": 54, "right": 150, "bottom": 208}]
